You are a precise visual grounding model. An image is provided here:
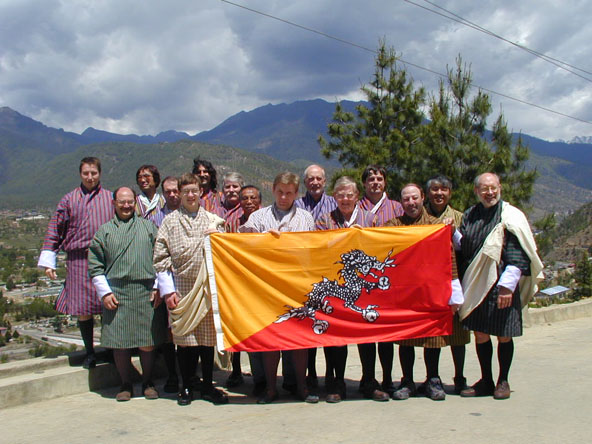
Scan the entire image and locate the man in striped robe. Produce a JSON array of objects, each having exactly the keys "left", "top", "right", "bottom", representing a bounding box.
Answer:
[
  {"left": 135, "top": 164, "right": 165, "bottom": 221},
  {"left": 38, "top": 157, "right": 114, "bottom": 369},
  {"left": 458, "top": 173, "right": 543, "bottom": 400},
  {"left": 385, "top": 183, "right": 464, "bottom": 401},
  {"left": 193, "top": 158, "right": 224, "bottom": 216},
  {"left": 294, "top": 164, "right": 337, "bottom": 391},
  {"left": 220, "top": 172, "right": 245, "bottom": 232},
  {"left": 88, "top": 187, "right": 167, "bottom": 401},
  {"left": 356, "top": 165, "right": 404, "bottom": 399}
]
